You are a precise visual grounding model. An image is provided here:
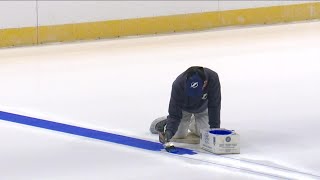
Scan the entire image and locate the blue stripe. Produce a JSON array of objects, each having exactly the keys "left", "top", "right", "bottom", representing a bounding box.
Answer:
[{"left": 0, "top": 111, "right": 196, "bottom": 155}]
